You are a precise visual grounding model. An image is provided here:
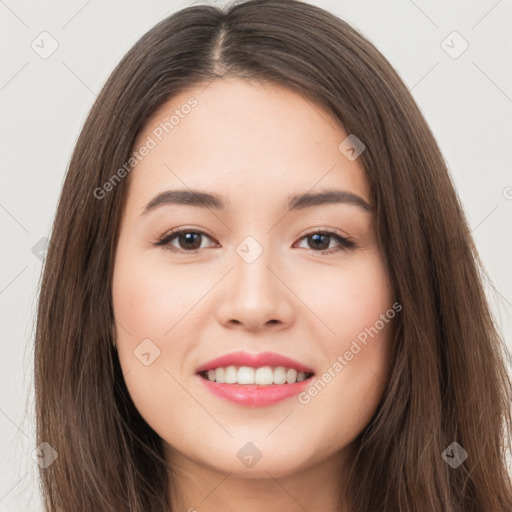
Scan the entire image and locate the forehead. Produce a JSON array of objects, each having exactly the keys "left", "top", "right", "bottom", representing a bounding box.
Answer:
[{"left": 126, "top": 78, "right": 370, "bottom": 214}]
